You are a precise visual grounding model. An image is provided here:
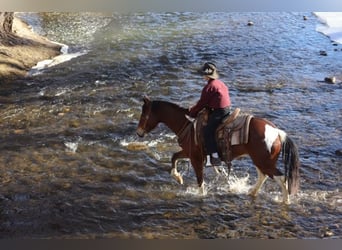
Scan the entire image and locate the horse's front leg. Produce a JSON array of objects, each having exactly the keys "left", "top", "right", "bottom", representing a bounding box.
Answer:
[
  {"left": 191, "top": 155, "right": 206, "bottom": 195},
  {"left": 170, "top": 150, "right": 188, "bottom": 185}
]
